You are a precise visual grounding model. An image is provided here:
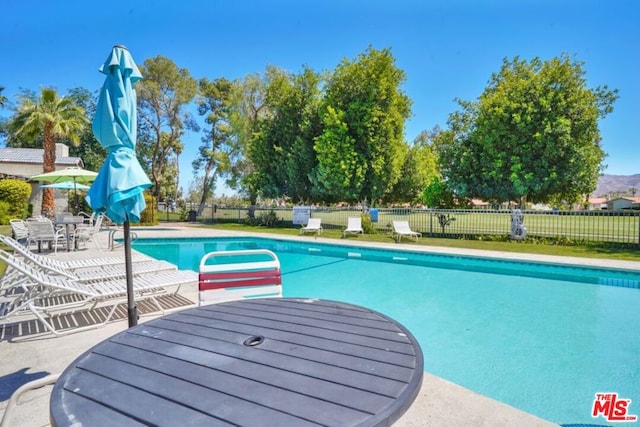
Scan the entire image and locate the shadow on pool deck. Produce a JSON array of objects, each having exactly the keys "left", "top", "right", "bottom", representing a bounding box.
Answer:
[{"left": 0, "top": 224, "right": 577, "bottom": 426}]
